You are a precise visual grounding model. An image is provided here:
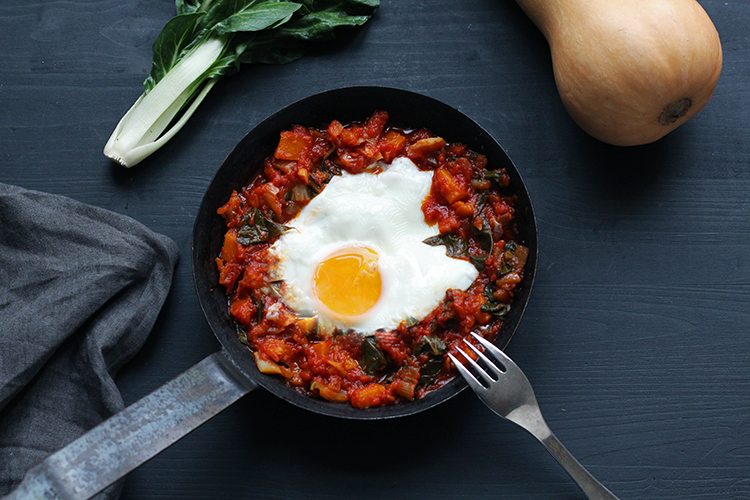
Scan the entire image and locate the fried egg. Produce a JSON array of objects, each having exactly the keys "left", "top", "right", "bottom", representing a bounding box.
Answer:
[{"left": 269, "top": 156, "right": 478, "bottom": 335}]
